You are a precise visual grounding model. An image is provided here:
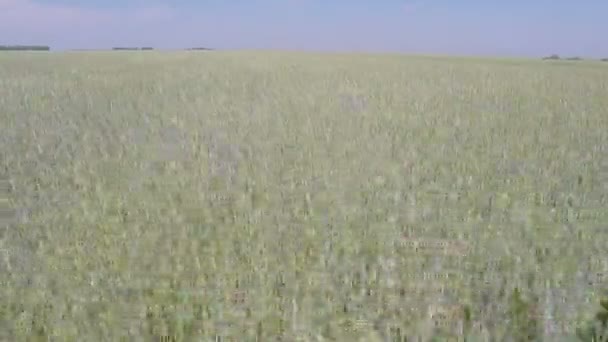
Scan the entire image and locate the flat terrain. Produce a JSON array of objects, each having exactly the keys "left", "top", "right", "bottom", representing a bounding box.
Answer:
[{"left": 1, "top": 51, "right": 607, "bottom": 340}]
